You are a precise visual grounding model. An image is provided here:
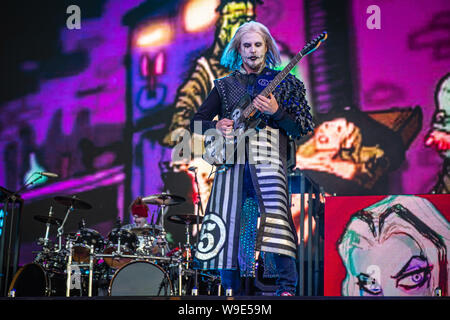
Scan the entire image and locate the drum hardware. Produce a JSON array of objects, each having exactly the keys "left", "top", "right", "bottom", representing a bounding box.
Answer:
[
  {"left": 170, "top": 259, "right": 222, "bottom": 296},
  {"left": 167, "top": 214, "right": 204, "bottom": 225},
  {"left": 54, "top": 195, "right": 92, "bottom": 252},
  {"left": 67, "top": 226, "right": 104, "bottom": 264},
  {"left": 167, "top": 214, "right": 204, "bottom": 269},
  {"left": 34, "top": 207, "right": 62, "bottom": 251},
  {"left": 65, "top": 238, "right": 96, "bottom": 297},
  {"left": 142, "top": 192, "right": 186, "bottom": 257},
  {"left": 190, "top": 166, "right": 205, "bottom": 294},
  {"left": 65, "top": 238, "right": 73, "bottom": 297},
  {"left": 16, "top": 191, "right": 229, "bottom": 297},
  {"left": 142, "top": 193, "right": 186, "bottom": 207},
  {"left": 33, "top": 206, "right": 68, "bottom": 274},
  {"left": 95, "top": 252, "right": 174, "bottom": 263},
  {"left": 88, "top": 246, "right": 94, "bottom": 297},
  {"left": 103, "top": 228, "right": 138, "bottom": 268},
  {"left": 53, "top": 195, "right": 93, "bottom": 210},
  {"left": 129, "top": 224, "right": 163, "bottom": 237},
  {"left": 130, "top": 224, "right": 156, "bottom": 256}
]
